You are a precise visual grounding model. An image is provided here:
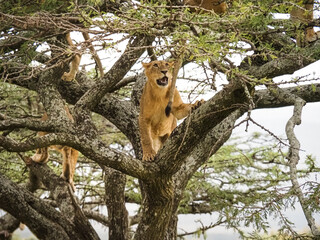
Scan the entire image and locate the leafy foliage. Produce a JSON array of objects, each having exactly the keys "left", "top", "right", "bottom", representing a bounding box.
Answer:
[
  {"left": 1, "top": 0, "right": 320, "bottom": 239},
  {"left": 180, "top": 133, "right": 320, "bottom": 238}
]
